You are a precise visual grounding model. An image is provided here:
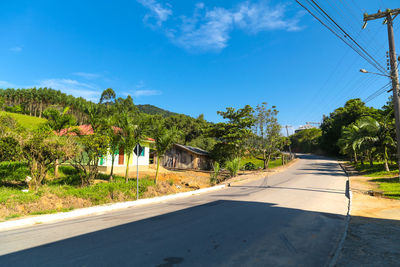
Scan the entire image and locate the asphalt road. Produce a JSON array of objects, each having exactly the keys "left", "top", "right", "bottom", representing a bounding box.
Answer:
[{"left": 0, "top": 154, "right": 349, "bottom": 267}]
